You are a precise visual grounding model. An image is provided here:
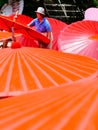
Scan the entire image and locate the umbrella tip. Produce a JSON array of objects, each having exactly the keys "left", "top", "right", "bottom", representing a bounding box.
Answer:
[{"left": 11, "top": 41, "right": 22, "bottom": 49}]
